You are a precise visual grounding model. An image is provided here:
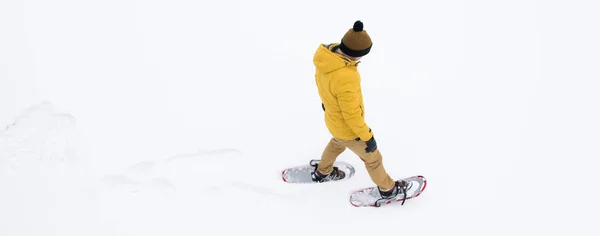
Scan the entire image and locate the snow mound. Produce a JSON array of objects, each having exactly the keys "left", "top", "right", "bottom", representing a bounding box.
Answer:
[
  {"left": 0, "top": 101, "right": 78, "bottom": 174},
  {"left": 0, "top": 102, "right": 112, "bottom": 236}
]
